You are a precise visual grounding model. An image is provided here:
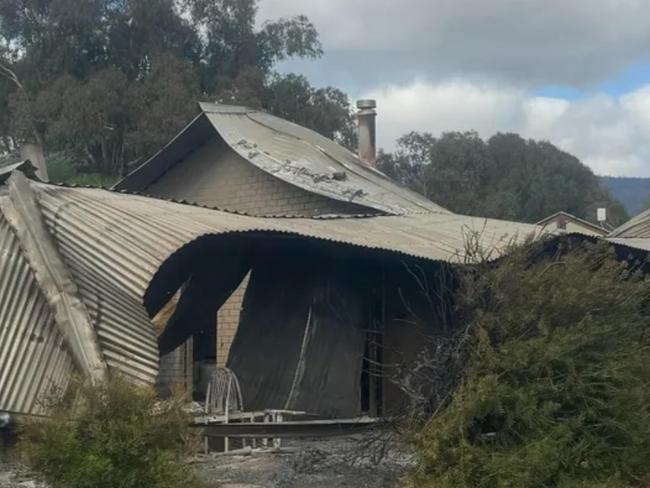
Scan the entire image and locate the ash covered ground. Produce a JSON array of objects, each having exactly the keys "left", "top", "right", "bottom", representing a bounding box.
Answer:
[
  {"left": 0, "top": 462, "right": 46, "bottom": 488},
  {"left": 1, "top": 432, "right": 412, "bottom": 488},
  {"left": 192, "top": 433, "right": 412, "bottom": 488}
]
